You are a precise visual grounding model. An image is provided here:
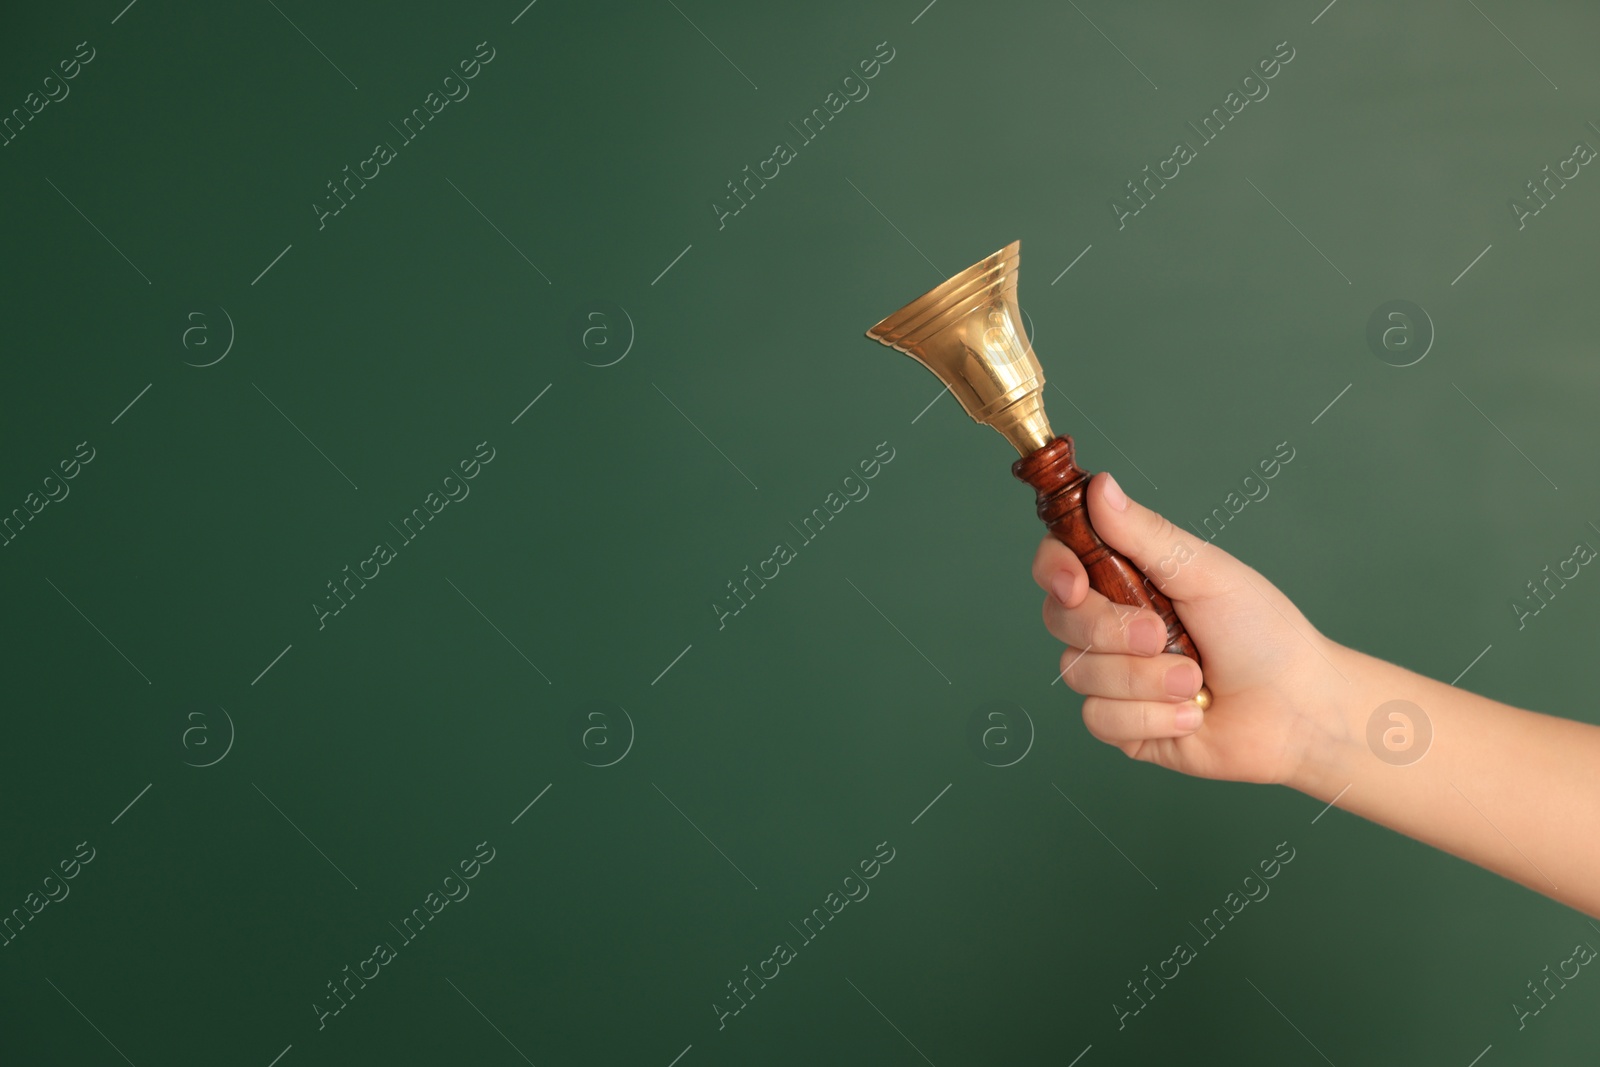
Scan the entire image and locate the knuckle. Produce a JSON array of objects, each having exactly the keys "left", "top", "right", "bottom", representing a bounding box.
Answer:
[
  {"left": 1031, "top": 535, "right": 1067, "bottom": 589},
  {"left": 1150, "top": 514, "right": 1183, "bottom": 557},
  {"left": 1080, "top": 698, "right": 1110, "bottom": 740},
  {"left": 1030, "top": 552, "right": 1051, "bottom": 591},
  {"left": 1122, "top": 657, "right": 1144, "bottom": 699},
  {"left": 1058, "top": 649, "right": 1088, "bottom": 692},
  {"left": 1137, "top": 701, "right": 1158, "bottom": 737},
  {"left": 1092, "top": 610, "right": 1126, "bottom": 651},
  {"left": 1139, "top": 505, "right": 1186, "bottom": 556}
]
